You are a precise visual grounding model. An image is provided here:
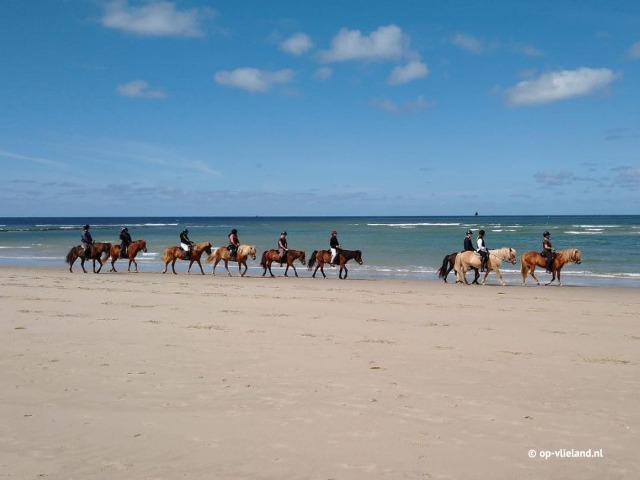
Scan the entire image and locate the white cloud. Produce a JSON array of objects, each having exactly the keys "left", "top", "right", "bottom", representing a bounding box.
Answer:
[
  {"left": 389, "top": 60, "right": 429, "bottom": 85},
  {"left": 0, "top": 149, "right": 66, "bottom": 168},
  {"left": 373, "top": 95, "right": 433, "bottom": 113},
  {"left": 315, "top": 67, "right": 333, "bottom": 81},
  {"left": 102, "top": 0, "right": 212, "bottom": 37},
  {"left": 628, "top": 41, "right": 640, "bottom": 59},
  {"left": 214, "top": 68, "right": 294, "bottom": 93},
  {"left": 281, "top": 33, "right": 314, "bottom": 55},
  {"left": 505, "top": 68, "right": 618, "bottom": 106},
  {"left": 116, "top": 80, "right": 167, "bottom": 98},
  {"left": 534, "top": 171, "right": 575, "bottom": 186},
  {"left": 452, "top": 33, "right": 484, "bottom": 54},
  {"left": 319, "top": 24, "right": 407, "bottom": 62}
]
